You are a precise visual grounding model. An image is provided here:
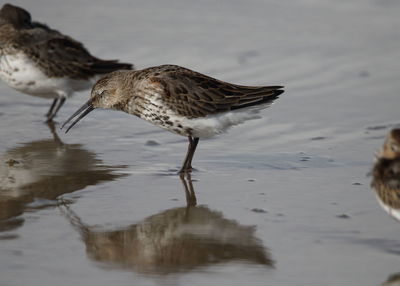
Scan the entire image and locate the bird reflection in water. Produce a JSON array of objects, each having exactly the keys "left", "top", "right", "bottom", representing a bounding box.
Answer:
[
  {"left": 0, "top": 122, "right": 125, "bottom": 231},
  {"left": 59, "top": 174, "right": 273, "bottom": 274},
  {"left": 371, "top": 129, "right": 400, "bottom": 221}
]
